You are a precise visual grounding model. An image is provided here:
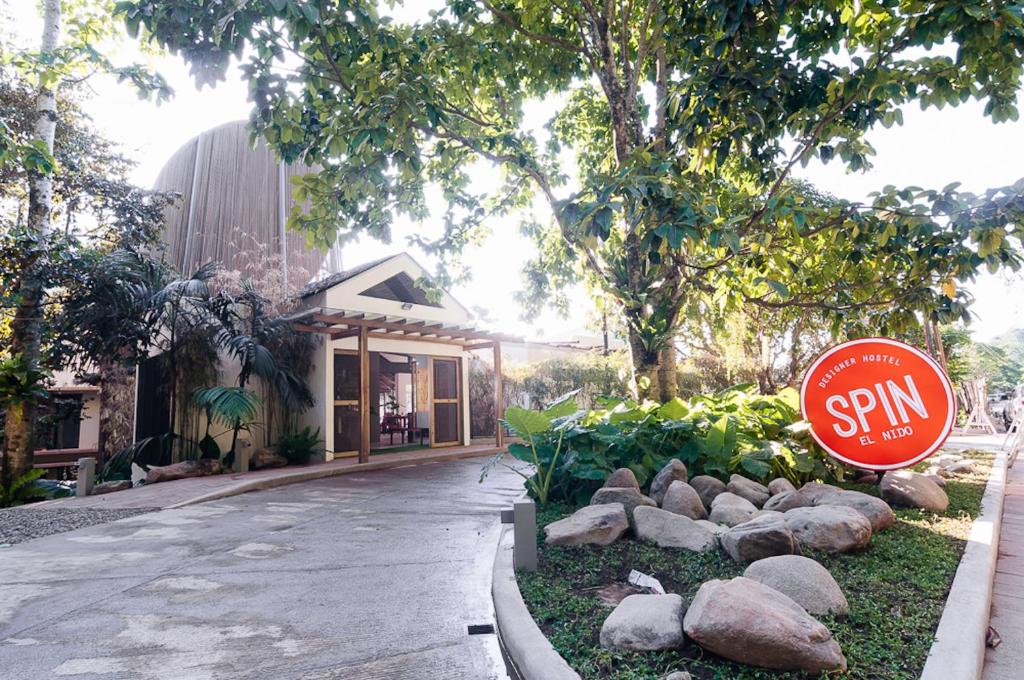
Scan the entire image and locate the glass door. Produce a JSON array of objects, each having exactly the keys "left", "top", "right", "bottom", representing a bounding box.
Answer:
[
  {"left": 333, "top": 351, "right": 360, "bottom": 456},
  {"left": 430, "top": 357, "right": 461, "bottom": 447}
]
